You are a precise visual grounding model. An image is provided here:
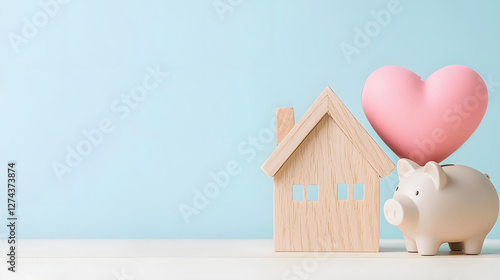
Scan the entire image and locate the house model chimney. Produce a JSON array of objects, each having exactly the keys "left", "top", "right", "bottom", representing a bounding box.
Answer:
[{"left": 276, "top": 108, "right": 295, "bottom": 145}]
